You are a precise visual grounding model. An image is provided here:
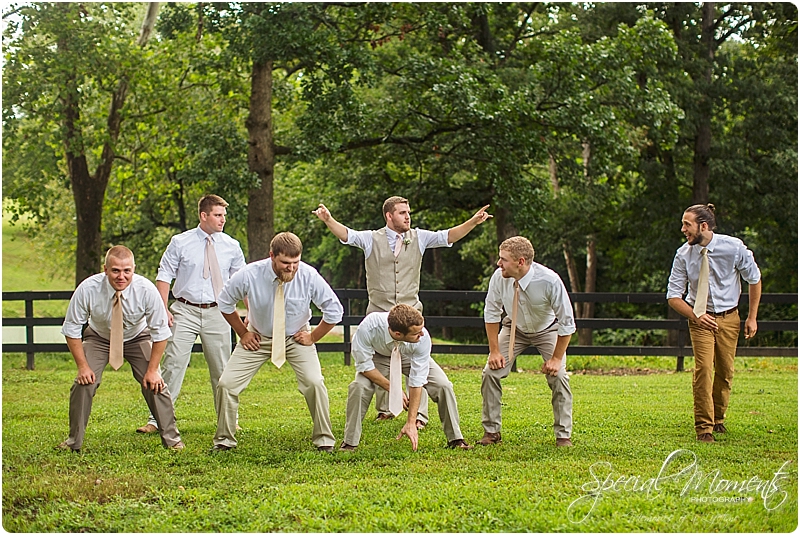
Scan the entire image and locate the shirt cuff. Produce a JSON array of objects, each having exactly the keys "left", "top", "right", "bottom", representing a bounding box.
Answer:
[
  {"left": 61, "top": 324, "right": 83, "bottom": 339},
  {"left": 354, "top": 358, "right": 375, "bottom": 374}
]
